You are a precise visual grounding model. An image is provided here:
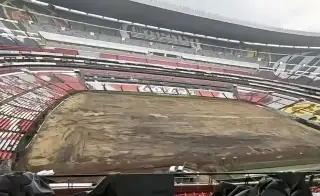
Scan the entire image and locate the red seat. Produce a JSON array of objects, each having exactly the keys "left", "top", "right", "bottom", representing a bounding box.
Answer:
[
  {"left": 0, "top": 151, "right": 12, "bottom": 160},
  {"left": 118, "top": 55, "right": 147, "bottom": 63},
  {"left": 53, "top": 48, "right": 78, "bottom": 55},
  {"left": 110, "top": 84, "right": 122, "bottom": 91},
  {"left": 121, "top": 84, "right": 138, "bottom": 92},
  {"left": 199, "top": 90, "right": 213, "bottom": 97},
  {"left": 99, "top": 53, "right": 118, "bottom": 60},
  {"left": 55, "top": 74, "right": 86, "bottom": 91}
]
